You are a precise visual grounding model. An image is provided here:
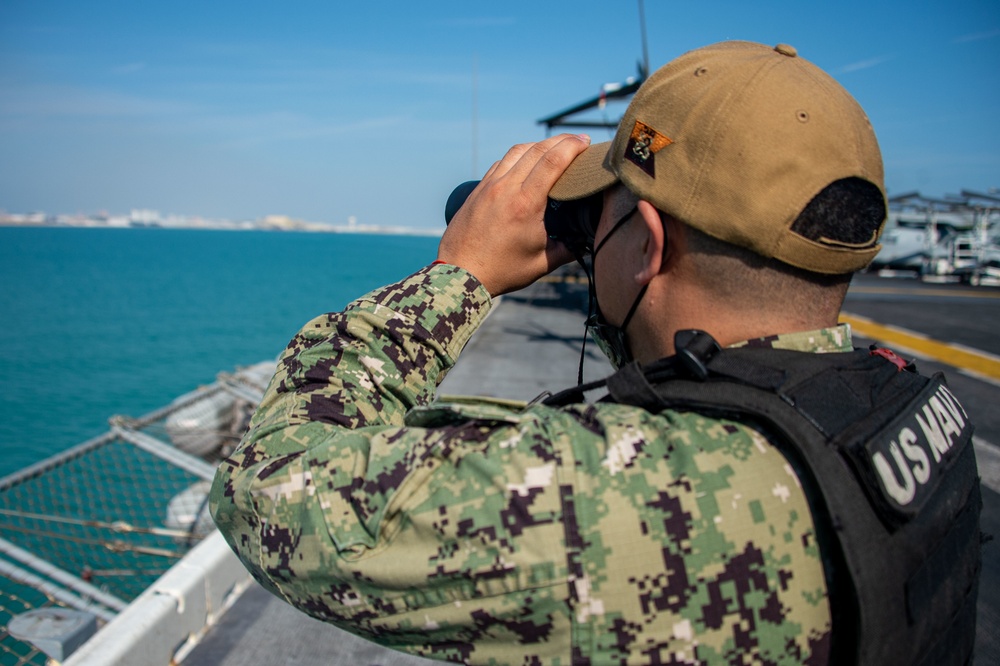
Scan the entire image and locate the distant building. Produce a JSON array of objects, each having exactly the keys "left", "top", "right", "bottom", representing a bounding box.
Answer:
[
  {"left": 130, "top": 209, "right": 161, "bottom": 227},
  {"left": 260, "top": 215, "right": 303, "bottom": 230},
  {"left": 0, "top": 211, "right": 49, "bottom": 226}
]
